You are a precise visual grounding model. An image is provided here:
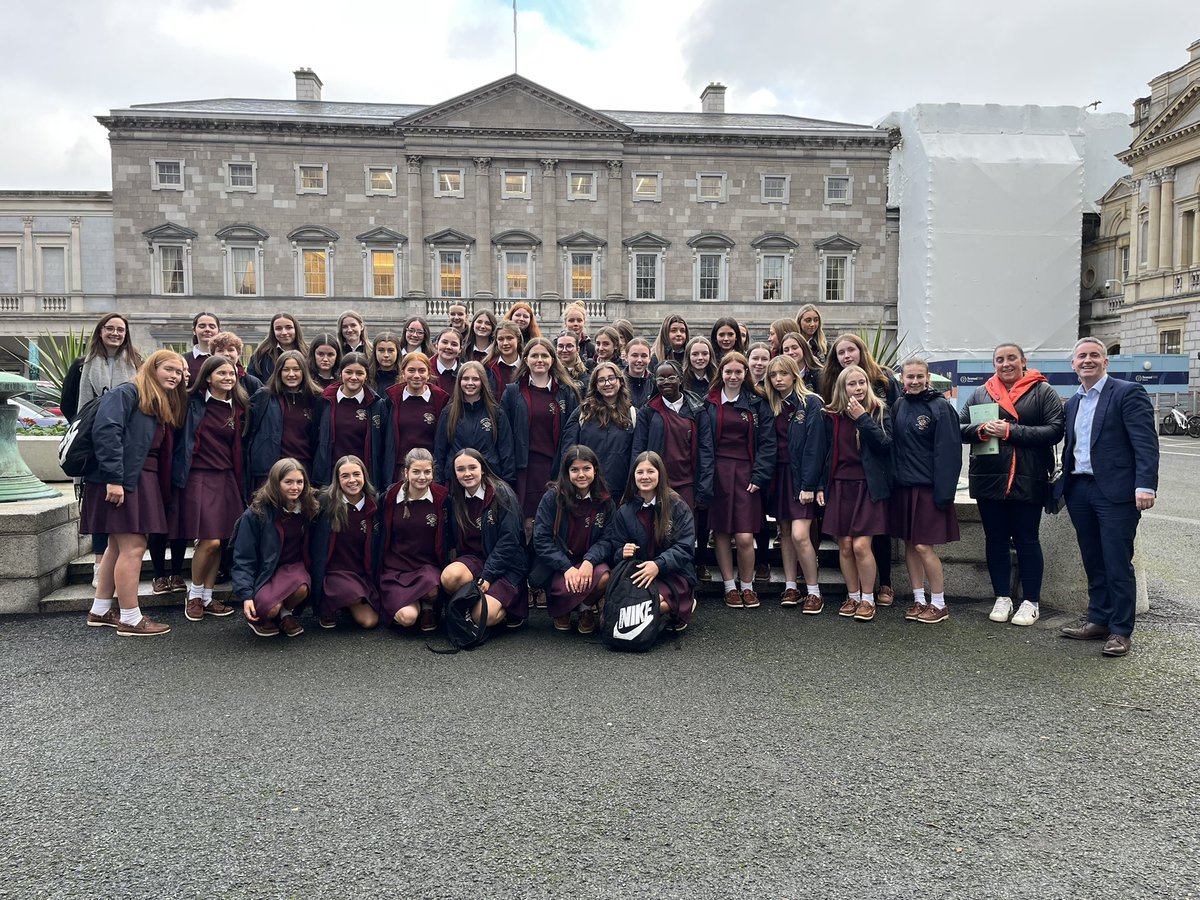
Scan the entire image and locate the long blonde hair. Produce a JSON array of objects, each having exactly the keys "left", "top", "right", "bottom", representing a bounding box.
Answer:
[
  {"left": 323, "top": 455, "right": 377, "bottom": 533},
  {"left": 761, "top": 355, "right": 813, "bottom": 416},
  {"left": 134, "top": 350, "right": 188, "bottom": 427},
  {"left": 827, "top": 365, "right": 885, "bottom": 426}
]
